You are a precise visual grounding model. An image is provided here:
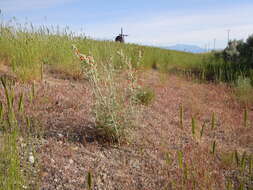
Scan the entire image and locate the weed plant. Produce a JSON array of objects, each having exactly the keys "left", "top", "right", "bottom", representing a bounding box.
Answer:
[
  {"left": 133, "top": 87, "right": 155, "bottom": 106},
  {"left": 73, "top": 45, "right": 140, "bottom": 143}
]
